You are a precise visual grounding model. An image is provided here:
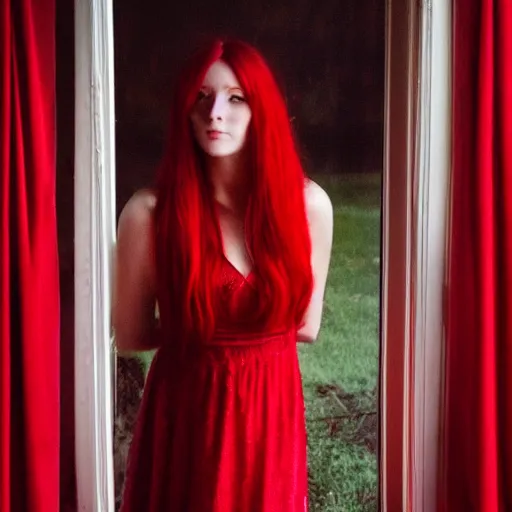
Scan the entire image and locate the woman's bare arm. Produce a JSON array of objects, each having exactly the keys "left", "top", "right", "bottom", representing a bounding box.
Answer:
[
  {"left": 112, "top": 189, "right": 160, "bottom": 355},
  {"left": 297, "top": 180, "right": 334, "bottom": 343}
]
